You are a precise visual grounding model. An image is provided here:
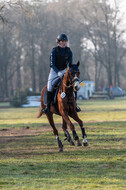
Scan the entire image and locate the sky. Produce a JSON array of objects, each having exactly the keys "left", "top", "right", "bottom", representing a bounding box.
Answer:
[
  {"left": 110, "top": 0, "right": 126, "bottom": 39},
  {"left": 110, "top": 0, "right": 126, "bottom": 24}
]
